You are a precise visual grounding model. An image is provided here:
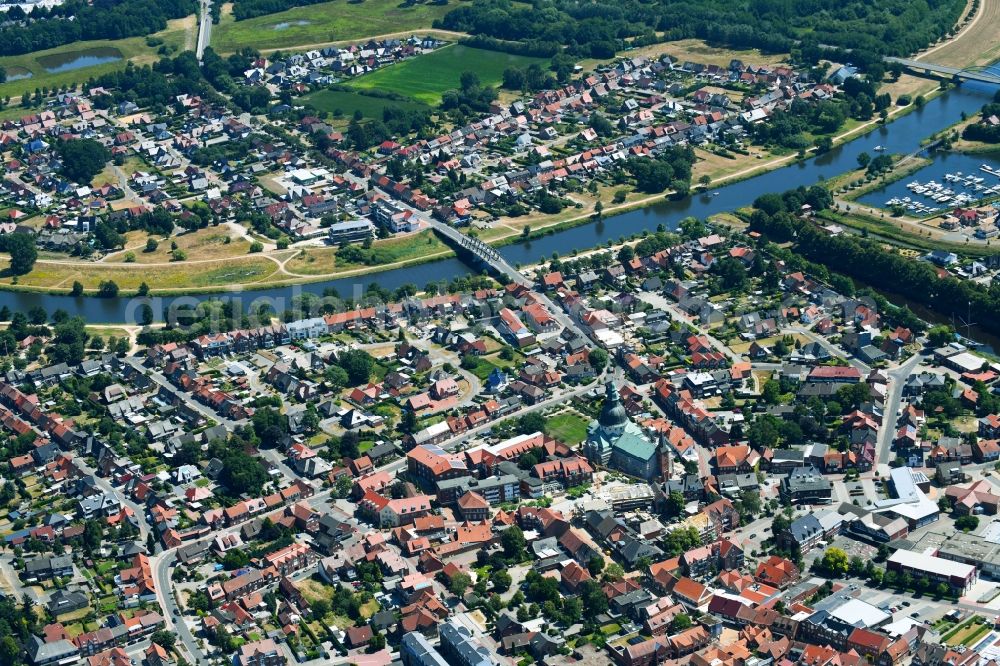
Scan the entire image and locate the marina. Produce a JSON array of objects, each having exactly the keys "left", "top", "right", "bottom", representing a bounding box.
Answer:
[
  {"left": 858, "top": 148, "right": 1000, "bottom": 215},
  {"left": 883, "top": 169, "right": 1000, "bottom": 214}
]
